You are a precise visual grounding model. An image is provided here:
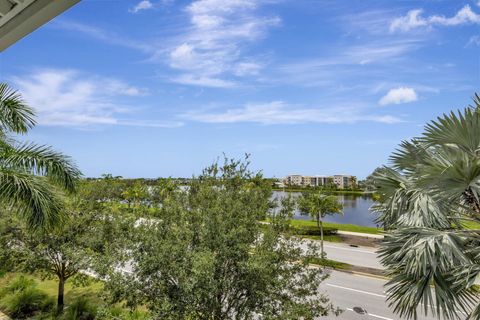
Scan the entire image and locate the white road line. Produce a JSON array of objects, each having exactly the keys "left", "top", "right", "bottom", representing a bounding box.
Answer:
[
  {"left": 346, "top": 308, "right": 393, "bottom": 320},
  {"left": 332, "top": 282, "right": 469, "bottom": 317},
  {"left": 324, "top": 245, "right": 377, "bottom": 254},
  {"left": 326, "top": 283, "right": 386, "bottom": 298}
]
